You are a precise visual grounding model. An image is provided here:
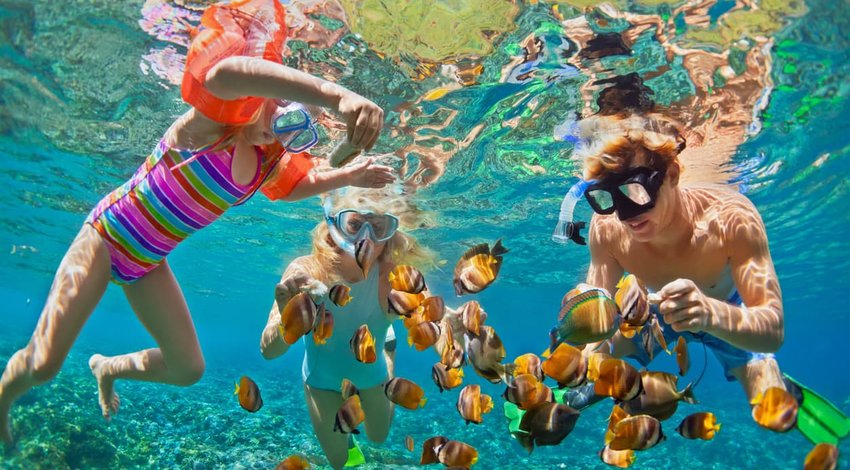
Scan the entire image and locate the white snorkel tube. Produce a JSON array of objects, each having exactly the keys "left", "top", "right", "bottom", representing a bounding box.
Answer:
[{"left": 552, "top": 179, "right": 591, "bottom": 245}]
